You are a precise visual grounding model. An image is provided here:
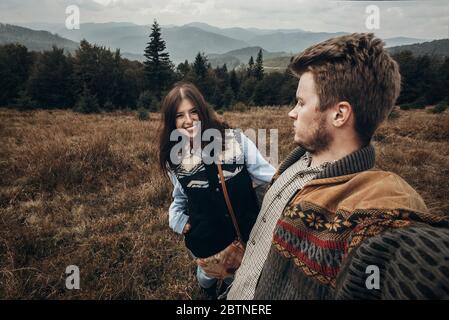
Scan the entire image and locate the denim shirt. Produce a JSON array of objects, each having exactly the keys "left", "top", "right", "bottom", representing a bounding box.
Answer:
[{"left": 168, "top": 132, "right": 276, "bottom": 234}]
